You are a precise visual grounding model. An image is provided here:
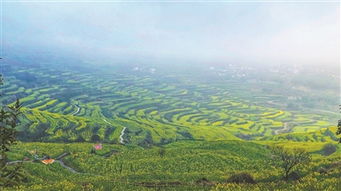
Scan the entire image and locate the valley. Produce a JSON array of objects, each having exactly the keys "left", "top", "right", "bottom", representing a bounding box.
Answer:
[
  {"left": 1, "top": 58, "right": 339, "bottom": 191},
  {"left": 1, "top": 60, "right": 338, "bottom": 145}
]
